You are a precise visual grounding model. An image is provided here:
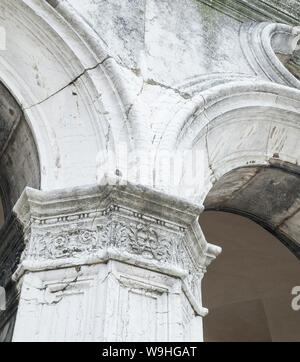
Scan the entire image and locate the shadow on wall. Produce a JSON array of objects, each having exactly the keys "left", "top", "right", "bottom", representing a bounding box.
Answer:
[
  {"left": 0, "top": 199, "right": 3, "bottom": 228},
  {"left": 200, "top": 211, "right": 300, "bottom": 342}
]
